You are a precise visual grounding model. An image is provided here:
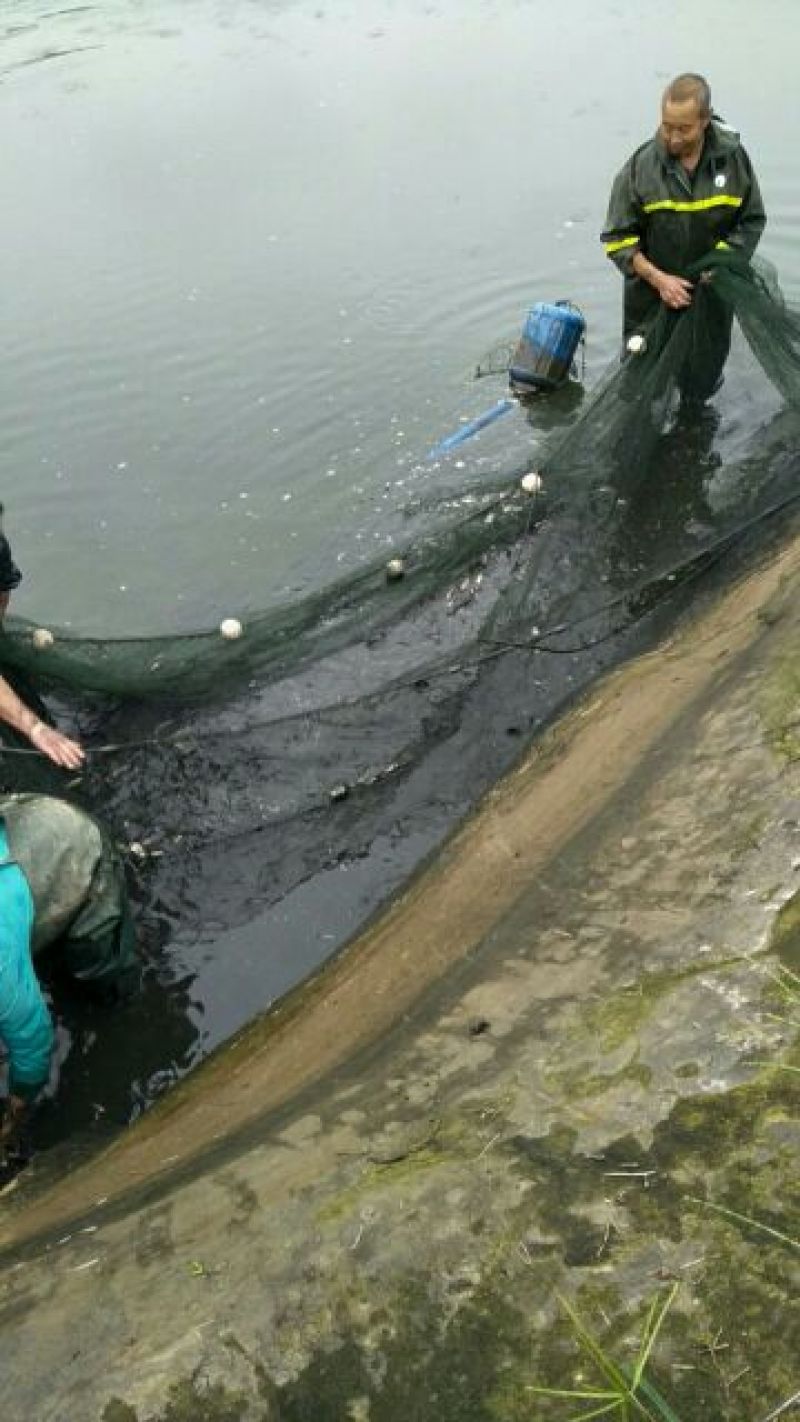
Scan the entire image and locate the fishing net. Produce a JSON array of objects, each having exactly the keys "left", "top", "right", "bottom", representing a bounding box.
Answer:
[
  {"left": 480, "top": 251, "right": 800, "bottom": 646},
  {"left": 0, "top": 253, "right": 795, "bottom": 705},
  {"left": 3, "top": 249, "right": 800, "bottom": 1138},
  {"left": 0, "top": 249, "right": 797, "bottom": 799}
]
